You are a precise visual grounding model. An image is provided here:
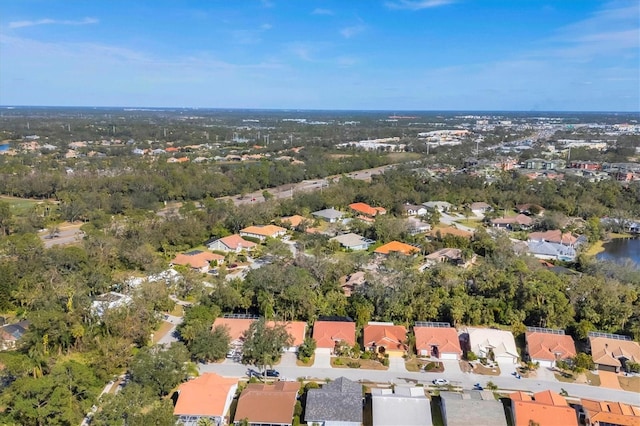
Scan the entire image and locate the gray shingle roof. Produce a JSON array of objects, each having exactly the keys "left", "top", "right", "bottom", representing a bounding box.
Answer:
[
  {"left": 304, "top": 377, "right": 363, "bottom": 423},
  {"left": 312, "top": 208, "right": 344, "bottom": 220}
]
